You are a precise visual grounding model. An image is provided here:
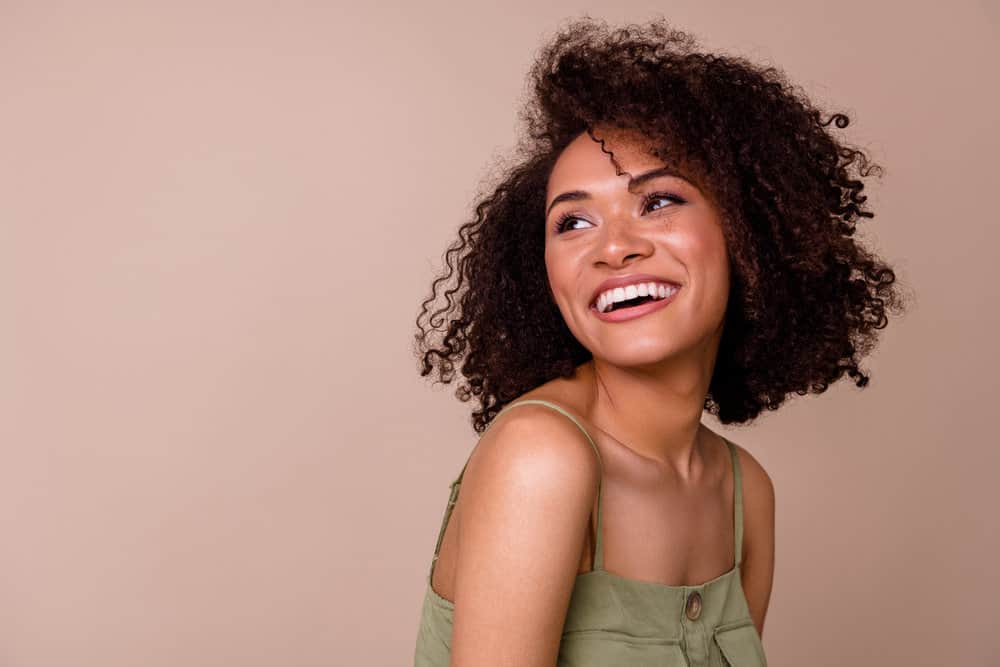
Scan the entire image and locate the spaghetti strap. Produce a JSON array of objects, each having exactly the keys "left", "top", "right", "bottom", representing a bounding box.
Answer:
[
  {"left": 428, "top": 399, "right": 605, "bottom": 583},
  {"left": 723, "top": 436, "right": 744, "bottom": 568}
]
